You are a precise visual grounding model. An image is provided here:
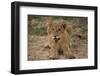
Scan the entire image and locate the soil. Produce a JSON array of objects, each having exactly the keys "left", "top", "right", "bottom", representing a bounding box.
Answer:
[{"left": 28, "top": 35, "right": 87, "bottom": 60}]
